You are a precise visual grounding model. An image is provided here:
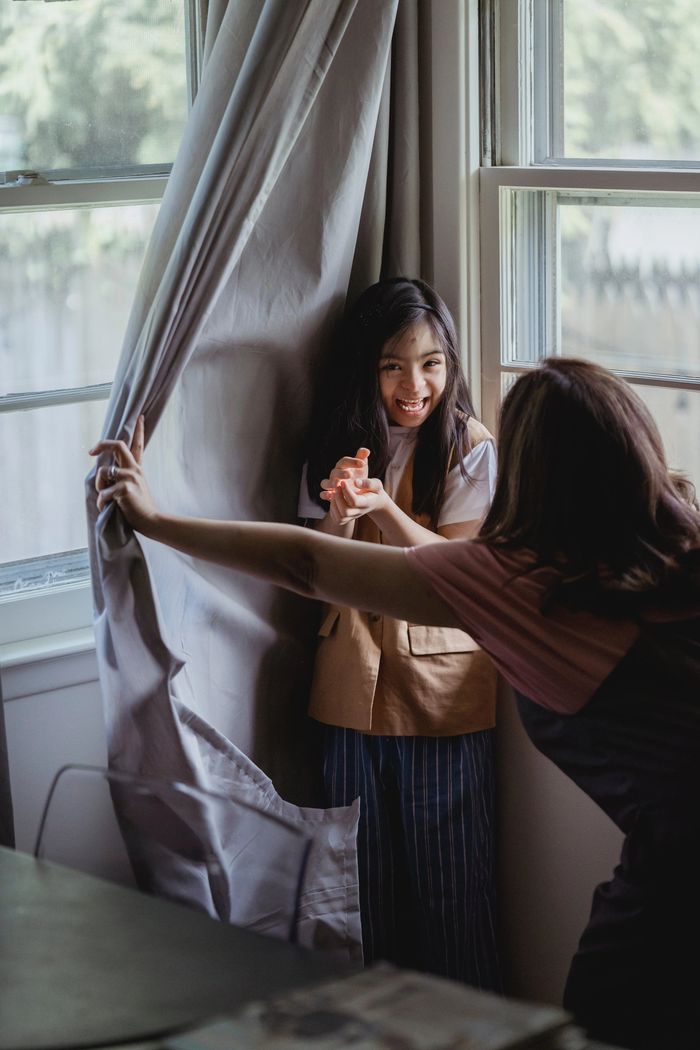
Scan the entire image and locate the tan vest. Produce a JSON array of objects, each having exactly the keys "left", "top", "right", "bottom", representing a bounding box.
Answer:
[{"left": 308, "top": 418, "right": 498, "bottom": 736}]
